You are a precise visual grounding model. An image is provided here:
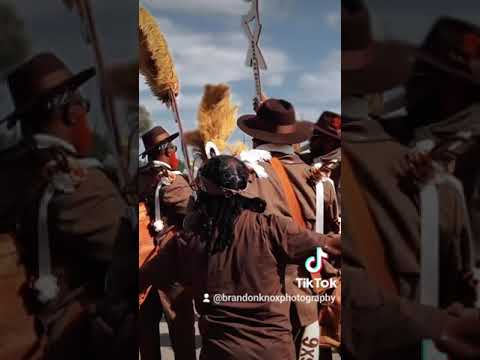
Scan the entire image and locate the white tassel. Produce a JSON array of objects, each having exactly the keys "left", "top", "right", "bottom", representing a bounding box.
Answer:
[
  {"left": 34, "top": 275, "right": 60, "bottom": 304},
  {"left": 153, "top": 219, "right": 164, "bottom": 233}
]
